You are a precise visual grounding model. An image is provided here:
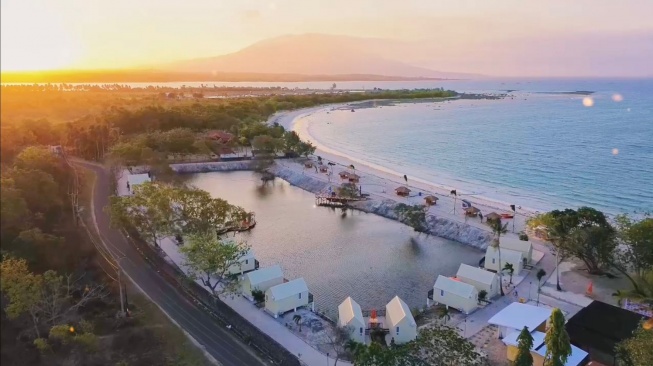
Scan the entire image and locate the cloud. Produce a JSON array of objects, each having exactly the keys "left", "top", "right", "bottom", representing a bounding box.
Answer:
[{"left": 240, "top": 10, "right": 261, "bottom": 22}]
